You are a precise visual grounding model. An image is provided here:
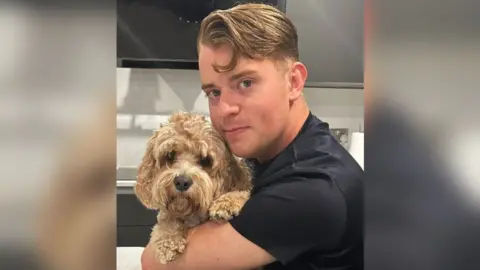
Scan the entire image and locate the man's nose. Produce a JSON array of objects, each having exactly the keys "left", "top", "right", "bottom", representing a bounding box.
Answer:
[{"left": 217, "top": 92, "right": 240, "bottom": 117}]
